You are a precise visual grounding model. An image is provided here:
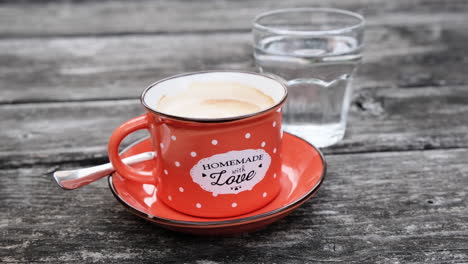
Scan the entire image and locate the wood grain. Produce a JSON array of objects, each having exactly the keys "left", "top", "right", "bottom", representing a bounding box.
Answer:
[
  {"left": 0, "top": 0, "right": 467, "bottom": 36},
  {"left": 2, "top": 1, "right": 468, "bottom": 263},
  {"left": 1, "top": 21, "right": 467, "bottom": 104},
  {"left": 1, "top": 149, "right": 467, "bottom": 263},
  {"left": 1, "top": 84, "right": 468, "bottom": 167}
]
